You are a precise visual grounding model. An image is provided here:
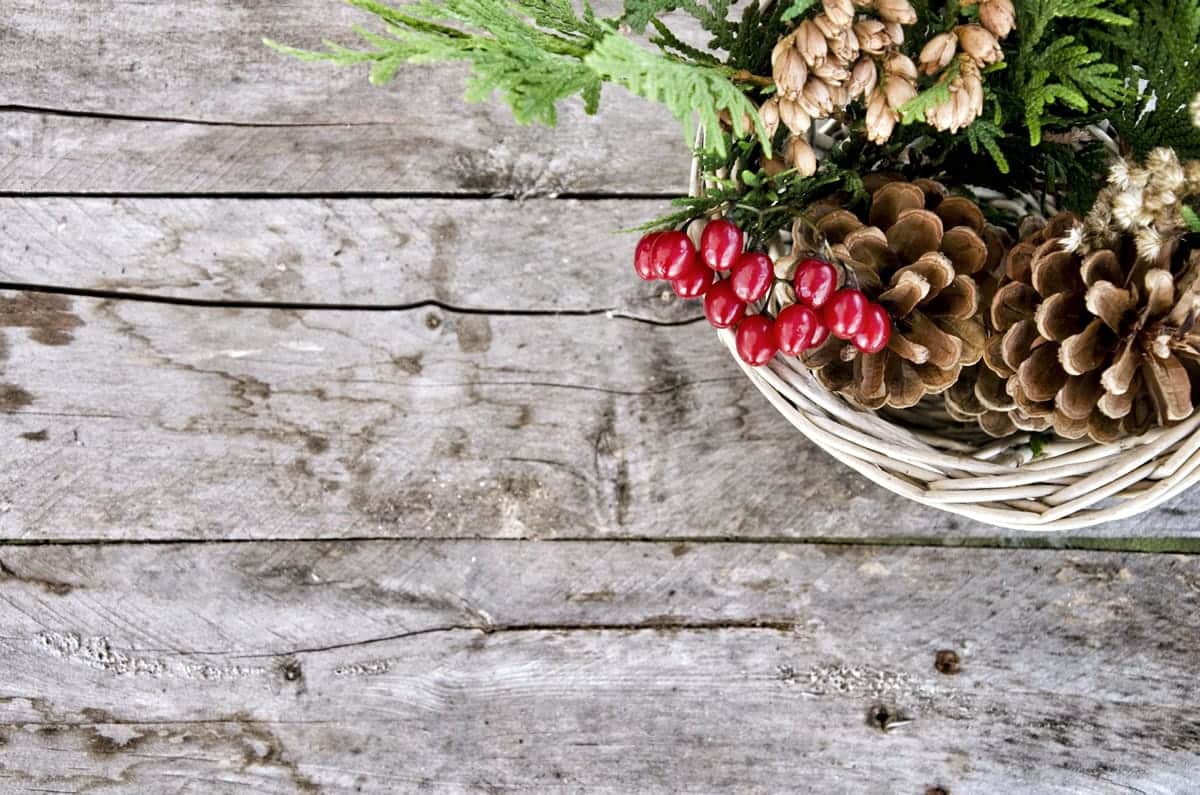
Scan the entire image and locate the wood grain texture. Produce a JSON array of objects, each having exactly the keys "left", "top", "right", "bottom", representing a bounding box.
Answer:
[
  {"left": 2, "top": 289, "right": 1198, "bottom": 542},
  {"left": 0, "top": 540, "right": 1197, "bottom": 793},
  {"left": 0, "top": 1, "right": 692, "bottom": 194},
  {"left": 0, "top": 197, "right": 693, "bottom": 320}
]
